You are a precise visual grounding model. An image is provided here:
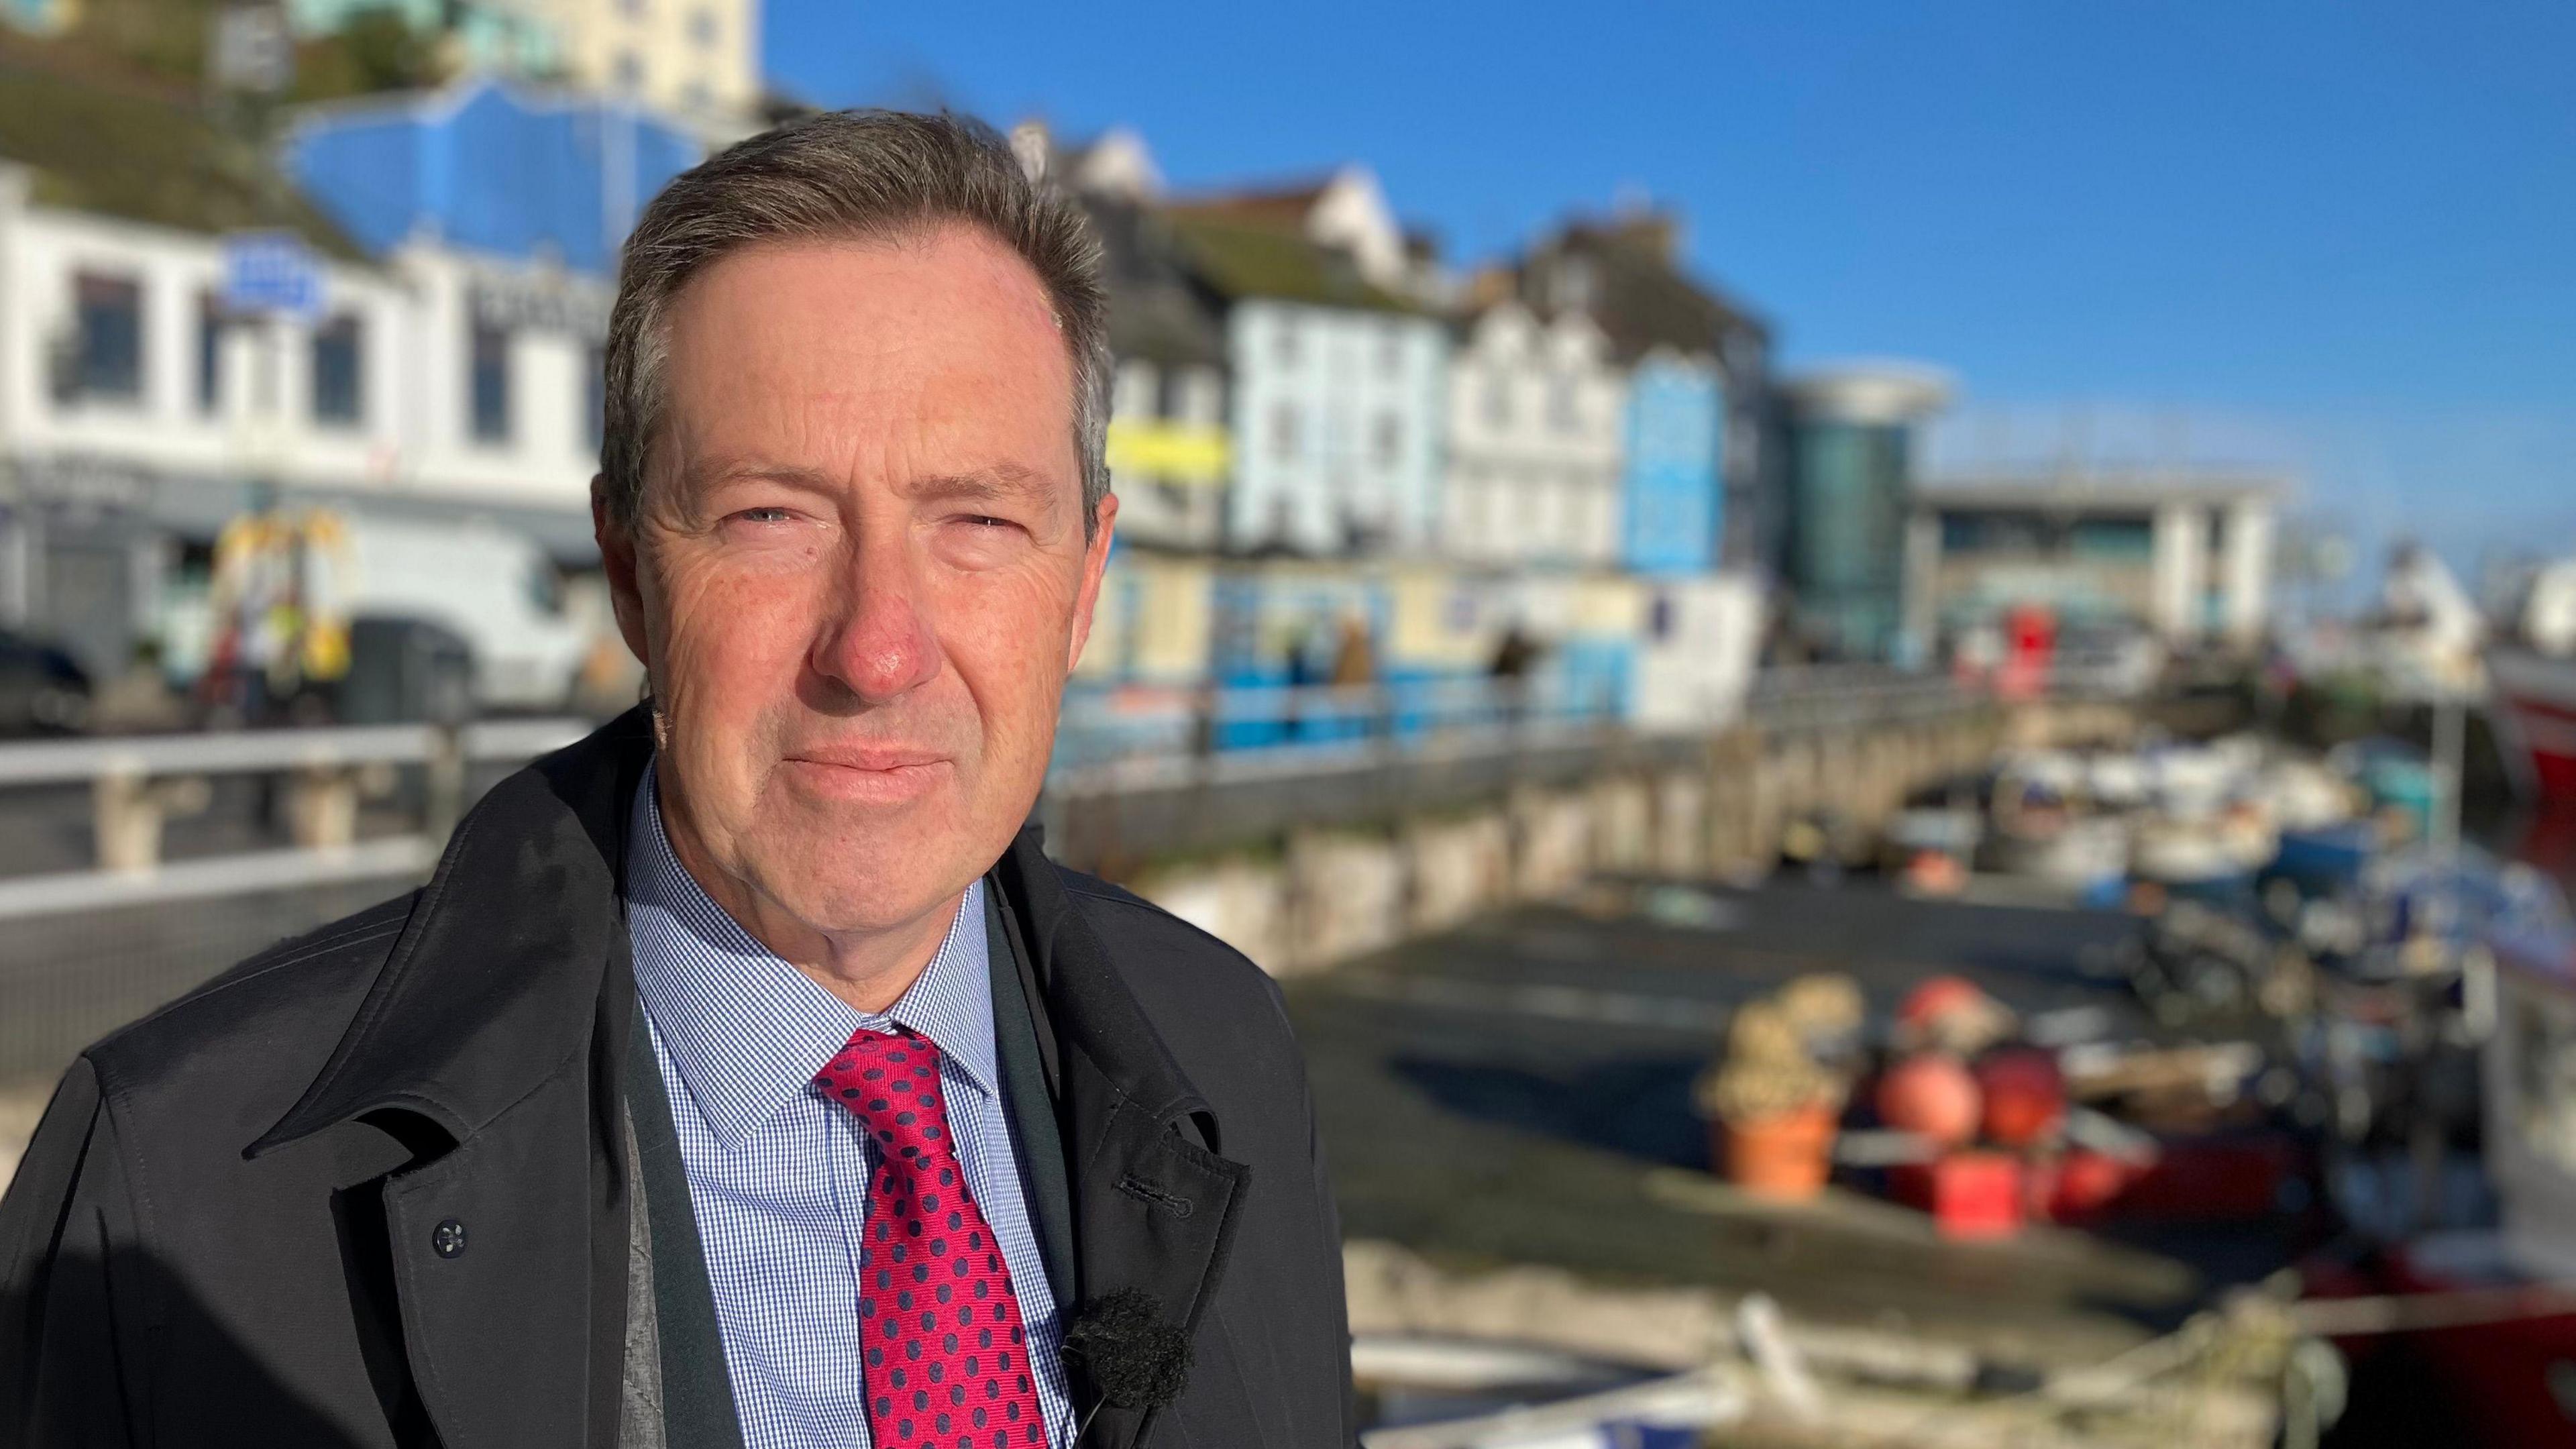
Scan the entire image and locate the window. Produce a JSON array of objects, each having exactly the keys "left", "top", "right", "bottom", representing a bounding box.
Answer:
[
  {"left": 1269, "top": 402, "right": 1299, "bottom": 462},
  {"left": 1114, "top": 359, "right": 1158, "bottom": 420},
  {"left": 470, "top": 322, "right": 512, "bottom": 443},
  {"left": 689, "top": 6, "right": 718, "bottom": 44},
  {"left": 70, "top": 272, "right": 144, "bottom": 402},
  {"left": 311, "top": 315, "right": 364, "bottom": 426},
  {"left": 197, "top": 292, "right": 228, "bottom": 415},
  {"left": 1553, "top": 257, "right": 1597, "bottom": 313},
  {"left": 1272, "top": 315, "right": 1299, "bottom": 367},
  {"left": 619, "top": 0, "right": 646, "bottom": 16},
  {"left": 1377, "top": 323, "right": 1404, "bottom": 377},
  {"left": 1176, "top": 368, "right": 1224, "bottom": 426},
  {"left": 1372, "top": 415, "right": 1403, "bottom": 468},
  {"left": 1152, "top": 366, "right": 1183, "bottom": 421},
  {"left": 614, "top": 50, "right": 644, "bottom": 90},
  {"left": 584, "top": 343, "right": 607, "bottom": 453},
  {"left": 1546, "top": 374, "right": 1579, "bottom": 433},
  {"left": 1481, "top": 373, "right": 1511, "bottom": 430}
]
